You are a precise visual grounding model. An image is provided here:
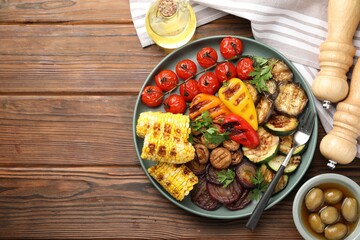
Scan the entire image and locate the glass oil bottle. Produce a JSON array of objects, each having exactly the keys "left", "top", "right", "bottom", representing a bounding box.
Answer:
[{"left": 145, "top": 0, "right": 196, "bottom": 49}]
